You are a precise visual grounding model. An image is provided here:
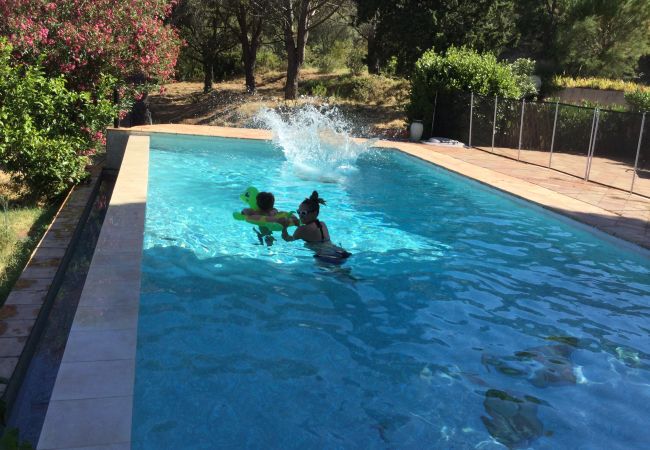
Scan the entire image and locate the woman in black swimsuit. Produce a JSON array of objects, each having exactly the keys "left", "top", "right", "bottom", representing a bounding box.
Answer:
[{"left": 281, "top": 191, "right": 351, "bottom": 263}]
